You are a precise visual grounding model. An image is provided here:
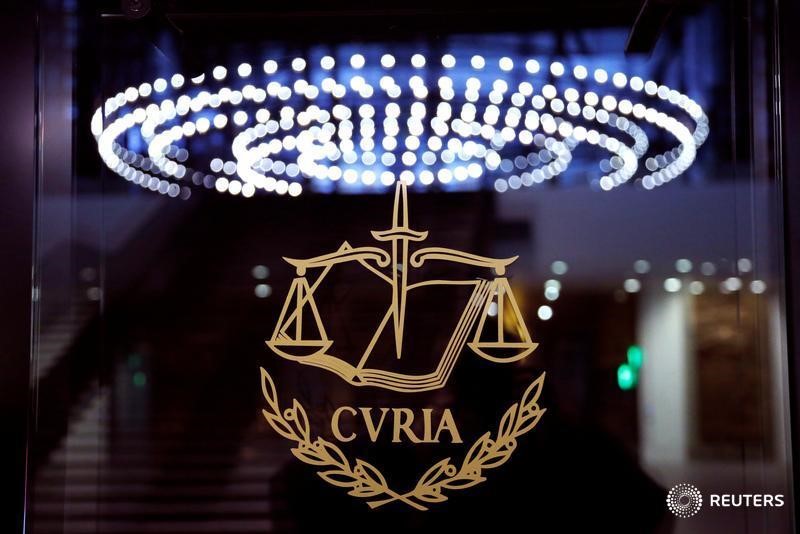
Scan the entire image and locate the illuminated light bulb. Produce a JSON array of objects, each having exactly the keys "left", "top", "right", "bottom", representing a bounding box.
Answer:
[
  {"left": 551, "top": 260, "right": 568, "bottom": 275},
  {"left": 675, "top": 258, "right": 692, "bottom": 273},
  {"left": 467, "top": 163, "right": 483, "bottom": 178},
  {"left": 737, "top": 258, "right": 752, "bottom": 272},
  {"left": 223, "top": 161, "right": 237, "bottom": 175},
  {"left": 563, "top": 87, "right": 579, "bottom": 102},
  {"left": 215, "top": 177, "right": 229, "bottom": 192},
  {"left": 124, "top": 87, "right": 138, "bottom": 103},
  {"left": 573, "top": 65, "right": 588, "bottom": 80},
  {"left": 499, "top": 57, "right": 513, "bottom": 71},
  {"left": 275, "top": 181, "right": 289, "bottom": 195},
  {"left": 350, "top": 53, "right": 366, "bottom": 69},
  {"left": 633, "top": 259, "right": 650, "bottom": 274},
  {"left": 594, "top": 69, "right": 608, "bottom": 83},
  {"left": 525, "top": 59, "right": 540, "bottom": 73},
  {"left": 263, "top": 60, "right": 278, "bottom": 74},
  {"left": 689, "top": 281, "right": 705, "bottom": 295},
  {"left": 544, "top": 285, "right": 560, "bottom": 300},
  {"left": 237, "top": 63, "right": 252, "bottom": 77},
  {"left": 233, "top": 110, "right": 248, "bottom": 126},
  {"left": 471, "top": 55, "right": 486, "bottom": 69},
  {"left": 213, "top": 114, "right": 228, "bottom": 129},
  {"left": 350, "top": 75, "right": 365, "bottom": 91},
  {"left": 663, "top": 278, "right": 682, "bottom": 292},
  {"left": 537, "top": 305, "right": 553, "bottom": 321},
  {"left": 381, "top": 171, "right": 396, "bottom": 186},
  {"left": 723, "top": 277, "right": 742, "bottom": 292},
  {"left": 382, "top": 136, "right": 398, "bottom": 151},
  {"left": 602, "top": 95, "right": 617, "bottom": 111},
  {"left": 291, "top": 58, "right": 306, "bottom": 72},
  {"left": 623, "top": 279, "right": 641, "bottom": 293},
  {"left": 411, "top": 54, "right": 426, "bottom": 68},
  {"left": 550, "top": 61, "right": 565, "bottom": 77},
  {"left": 402, "top": 152, "right": 417, "bottom": 166},
  {"left": 342, "top": 169, "right": 358, "bottom": 184},
  {"left": 750, "top": 280, "right": 766, "bottom": 294},
  {"left": 438, "top": 168, "right": 453, "bottom": 183},
  {"left": 212, "top": 66, "right": 227, "bottom": 80},
  {"left": 361, "top": 170, "right": 376, "bottom": 185},
  {"left": 288, "top": 182, "right": 302, "bottom": 197},
  {"left": 380, "top": 54, "right": 395, "bottom": 68},
  {"left": 379, "top": 76, "right": 394, "bottom": 90},
  {"left": 362, "top": 152, "right": 377, "bottom": 165},
  {"left": 405, "top": 136, "right": 421, "bottom": 150},
  {"left": 228, "top": 180, "right": 242, "bottom": 195},
  {"left": 320, "top": 55, "right": 335, "bottom": 70}
]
